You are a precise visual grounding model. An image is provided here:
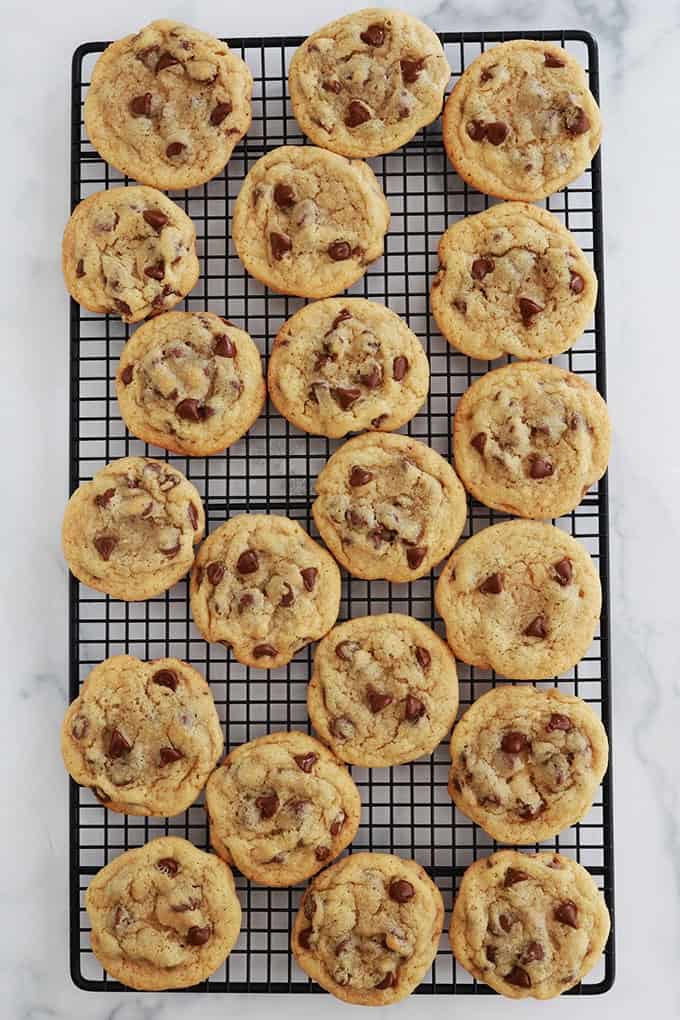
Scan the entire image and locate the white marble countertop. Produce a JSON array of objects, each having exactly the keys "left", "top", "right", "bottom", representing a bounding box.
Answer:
[{"left": 2, "top": 0, "right": 678, "bottom": 1017}]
